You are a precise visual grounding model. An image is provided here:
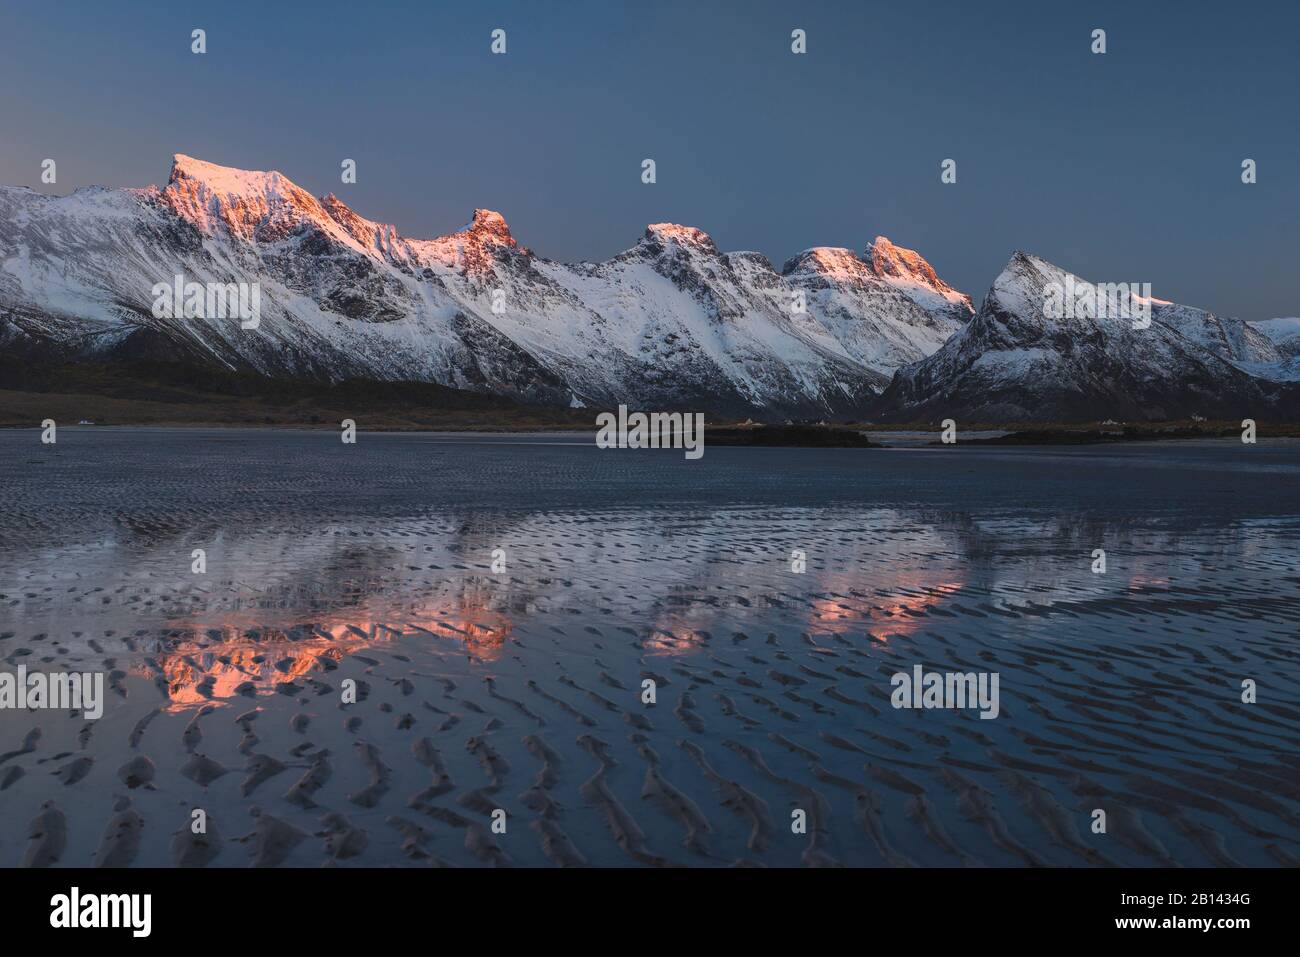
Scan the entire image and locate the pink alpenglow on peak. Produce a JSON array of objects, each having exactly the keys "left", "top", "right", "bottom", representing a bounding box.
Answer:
[
  {"left": 164, "top": 156, "right": 522, "bottom": 271},
  {"left": 0, "top": 152, "right": 994, "bottom": 420},
  {"left": 167, "top": 153, "right": 290, "bottom": 195},
  {"left": 865, "top": 235, "right": 949, "bottom": 286},
  {"left": 643, "top": 223, "right": 716, "bottom": 250},
  {"left": 320, "top": 192, "right": 402, "bottom": 254},
  {"left": 162, "top": 154, "right": 333, "bottom": 242},
  {"left": 865, "top": 235, "right": 974, "bottom": 322},
  {"left": 459, "top": 208, "right": 515, "bottom": 246},
  {"left": 416, "top": 208, "right": 524, "bottom": 275},
  {"left": 783, "top": 247, "right": 874, "bottom": 284}
]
